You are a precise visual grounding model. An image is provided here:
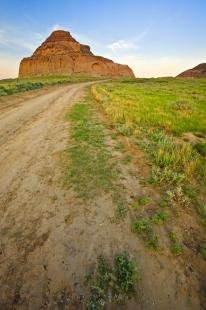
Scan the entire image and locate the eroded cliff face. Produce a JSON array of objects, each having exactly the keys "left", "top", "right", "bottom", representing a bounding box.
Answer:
[{"left": 19, "top": 30, "right": 135, "bottom": 78}]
